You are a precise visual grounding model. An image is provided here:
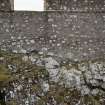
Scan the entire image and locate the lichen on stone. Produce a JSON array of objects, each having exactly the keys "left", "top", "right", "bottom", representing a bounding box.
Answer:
[{"left": 0, "top": 49, "right": 105, "bottom": 105}]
